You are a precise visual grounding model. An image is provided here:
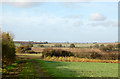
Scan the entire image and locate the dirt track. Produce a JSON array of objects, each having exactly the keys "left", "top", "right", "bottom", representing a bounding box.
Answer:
[{"left": 2, "top": 53, "right": 51, "bottom": 78}]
